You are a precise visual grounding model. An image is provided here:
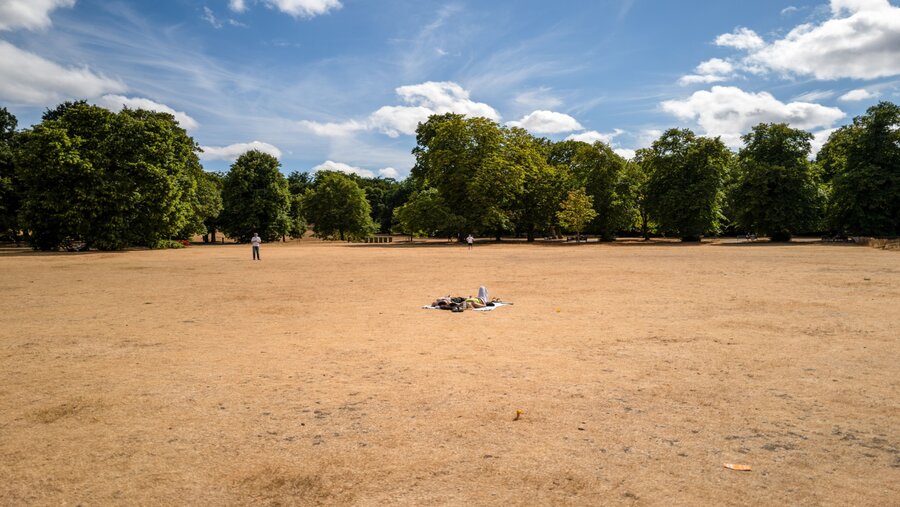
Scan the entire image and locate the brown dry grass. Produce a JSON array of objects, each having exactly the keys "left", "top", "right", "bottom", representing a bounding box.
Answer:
[{"left": 1, "top": 238, "right": 898, "bottom": 506}]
